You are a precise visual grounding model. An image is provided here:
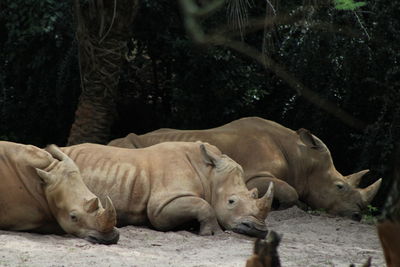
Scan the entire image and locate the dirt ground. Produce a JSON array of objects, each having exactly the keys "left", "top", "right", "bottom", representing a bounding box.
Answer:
[{"left": 0, "top": 207, "right": 385, "bottom": 267}]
